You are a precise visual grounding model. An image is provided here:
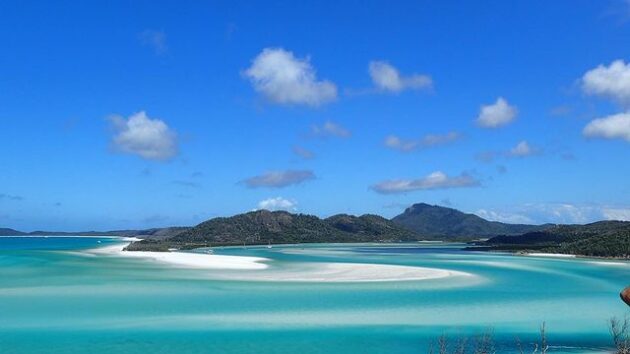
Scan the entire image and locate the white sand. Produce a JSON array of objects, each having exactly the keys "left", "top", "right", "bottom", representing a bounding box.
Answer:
[
  {"left": 588, "top": 261, "right": 630, "bottom": 267},
  {"left": 525, "top": 253, "right": 576, "bottom": 258},
  {"left": 89, "top": 242, "right": 269, "bottom": 270},
  {"left": 90, "top": 242, "right": 472, "bottom": 282},
  {"left": 218, "top": 262, "right": 473, "bottom": 282}
]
